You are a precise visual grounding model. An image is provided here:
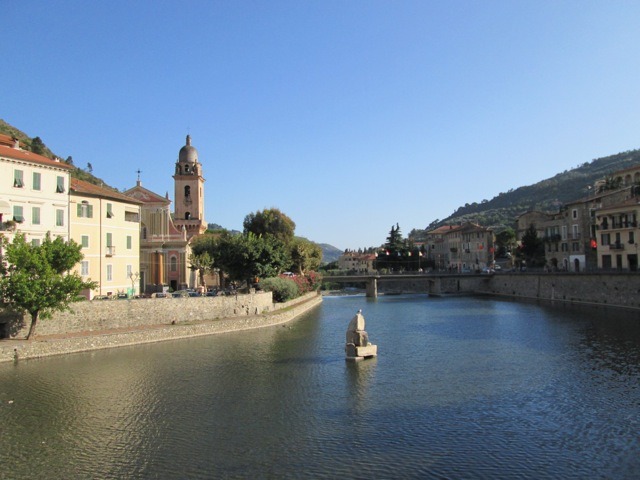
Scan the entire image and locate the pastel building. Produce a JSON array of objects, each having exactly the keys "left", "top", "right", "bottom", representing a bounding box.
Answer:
[
  {"left": 69, "top": 178, "right": 142, "bottom": 299},
  {"left": 0, "top": 134, "right": 72, "bottom": 245}
]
